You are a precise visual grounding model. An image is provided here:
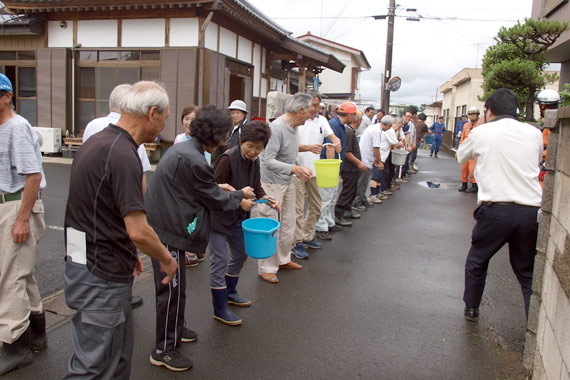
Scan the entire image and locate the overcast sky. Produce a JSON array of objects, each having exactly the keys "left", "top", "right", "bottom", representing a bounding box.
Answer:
[{"left": 248, "top": 0, "right": 536, "bottom": 107}]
